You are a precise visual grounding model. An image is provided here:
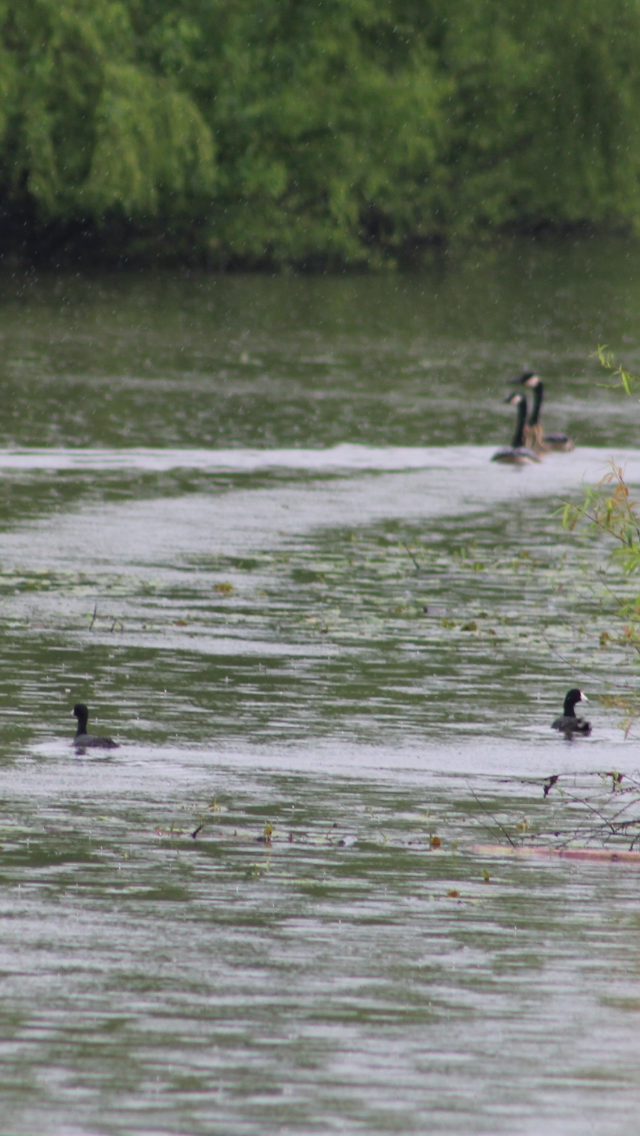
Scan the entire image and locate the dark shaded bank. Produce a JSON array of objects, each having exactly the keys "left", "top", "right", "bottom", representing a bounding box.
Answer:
[
  {"left": 1, "top": 0, "right": 640, "bottom": 269},
  {"left": 0, "top": 211, "right": 619, "bottom": 274}
]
